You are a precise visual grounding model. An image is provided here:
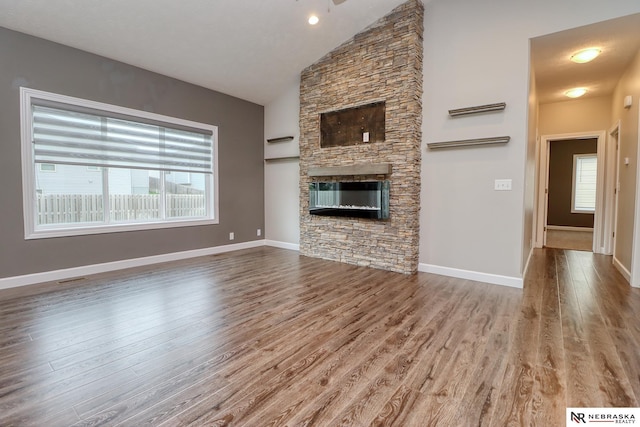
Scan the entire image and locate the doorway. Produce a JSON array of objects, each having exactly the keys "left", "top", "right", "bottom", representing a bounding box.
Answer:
[
  {"left": 530, "top": 13, "right": 640, "bottom": 286},
  {"left": 536, "top": 131, "right": 608, "bottom": 253},
  {"left": 546, "top": 137, "right": 597, "bottom": 251}
]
